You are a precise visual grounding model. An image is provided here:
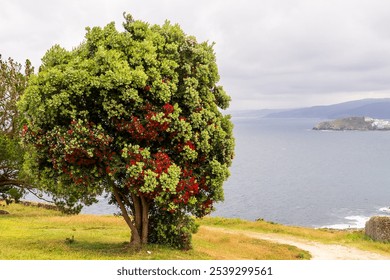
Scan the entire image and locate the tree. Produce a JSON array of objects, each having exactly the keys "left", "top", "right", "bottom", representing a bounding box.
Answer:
[
  {"left": 19, "top": 14, "right": 234, "bottom": 249},
  {"left": 0, "top": 56, "right": 33, "bottom": 203}
]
